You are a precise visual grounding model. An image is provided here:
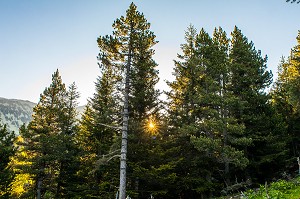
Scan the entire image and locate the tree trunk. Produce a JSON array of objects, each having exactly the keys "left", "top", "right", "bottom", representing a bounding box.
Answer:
[
  {"left": 56, "top": 161, "right": 64, "bottom": 198},
  {"left": 221, "top": 74, "right": 231, "bottom": 186},
  {"left": 119, "top": 29, "right": 132, "bottom": 199},
  {"left": 225, "top": 161, "right": 230, "bottom": 185},
  {"left": 37, "top": 161, "right": 45, "bottom": 199},
  {"left": 37, "top": 176, "right": 42, "bottom": 199},
  {"left": 206, "top": 172, "right": 212, "bottom": 198}
]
